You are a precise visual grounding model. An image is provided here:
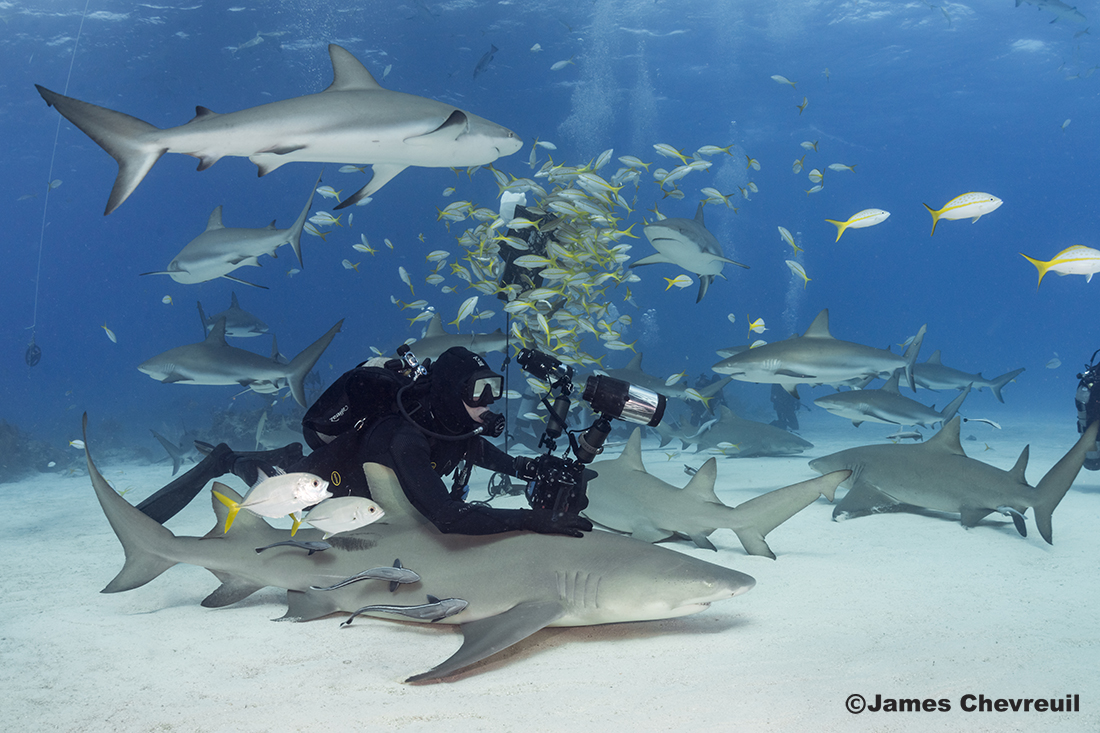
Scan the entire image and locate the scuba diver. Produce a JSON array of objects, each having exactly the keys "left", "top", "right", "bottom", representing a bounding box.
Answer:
[
  {"left": 137, "top": 346, "right": 593, "bottom": 538},
  {"left": 769, "top": 384, "right": 803, "bottom": 432},
  {"left": 1076, "top": 349, "right": 1100, "bottom": 471}
]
